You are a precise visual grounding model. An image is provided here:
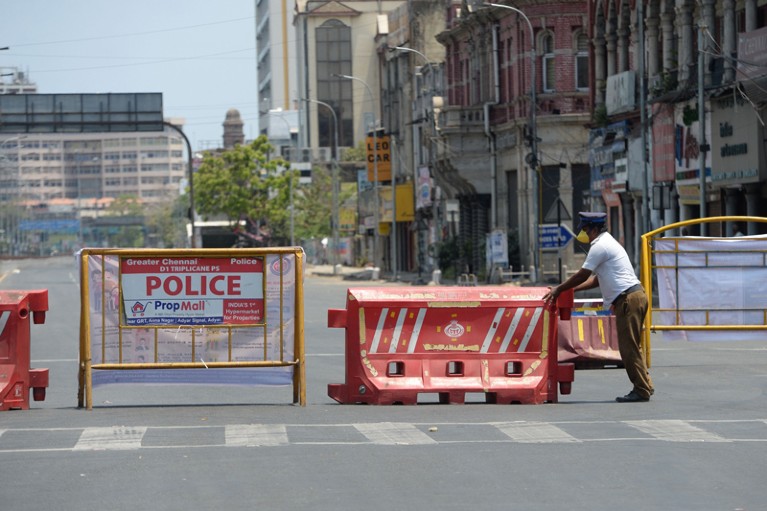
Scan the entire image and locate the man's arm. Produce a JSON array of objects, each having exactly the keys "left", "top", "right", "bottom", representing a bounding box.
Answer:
[{"left": 542, "top": 267, "right": 594, "bottom": 303}]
